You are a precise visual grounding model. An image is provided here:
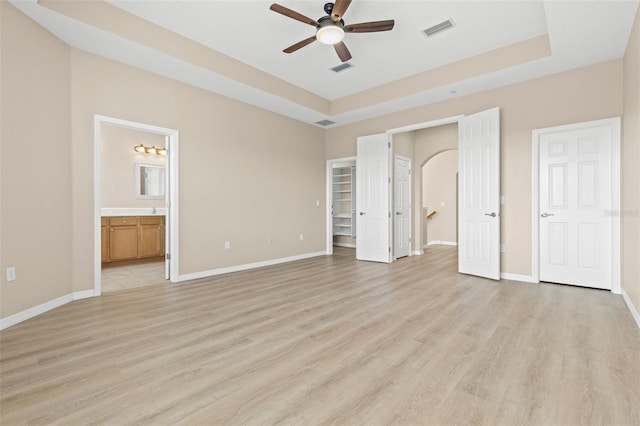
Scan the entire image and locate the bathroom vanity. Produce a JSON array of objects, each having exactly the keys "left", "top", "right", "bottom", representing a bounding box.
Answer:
[{"left": 101, "top": 215, "right": 165, "bottom": 266}]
